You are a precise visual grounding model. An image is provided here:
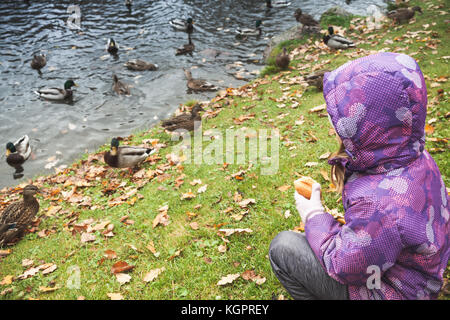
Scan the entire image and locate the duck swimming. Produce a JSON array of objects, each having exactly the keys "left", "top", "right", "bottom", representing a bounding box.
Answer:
[
  {"left": 107, "top": 38, "right": 119, "bottom": 55},
  {"left": 183, "top": 69, "right": 218, "bottom": 93},
  {"left": 112, "top": 74, "right": 131, "bottom": 95},
  {"left": 236, "top": 20, "right": 262, "bottom": 37},
  {"left": 6, "top": 135, "right": 31, "bottom": 176},
  {"left": 169, "top": 18, "right": 194, "bottom": 33},
  {"left": 30, "top": 54, "right": 46, "bottom": 75},
  {"left": 34, "top": 79, "right": 77, "bottom": 101}
]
